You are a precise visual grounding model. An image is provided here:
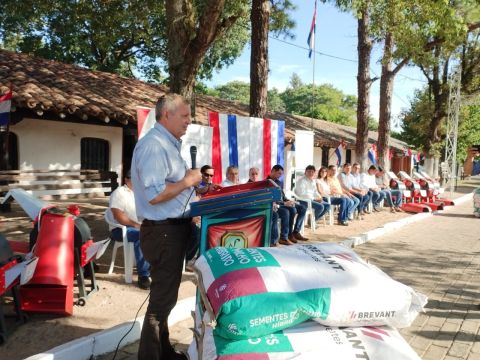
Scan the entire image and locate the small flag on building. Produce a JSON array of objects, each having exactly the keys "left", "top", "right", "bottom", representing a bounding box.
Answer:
[
  {"left": 368, "top": 143, "right": 377, "bottom": 165},
  {"left": 413, "top": 152, "right": 422, "bottom": 164},
  {"left": 388, "top": 147, "right": 394, "bottom": 160},
  {"left": 334, "top": 140, "right": 345, "bottom": 166},
  {"left": 307, "top": 1, "right": 317, "bottom": 58},
  {"left": 0, "top": 89, "right": 12, "bottom": 129}
]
